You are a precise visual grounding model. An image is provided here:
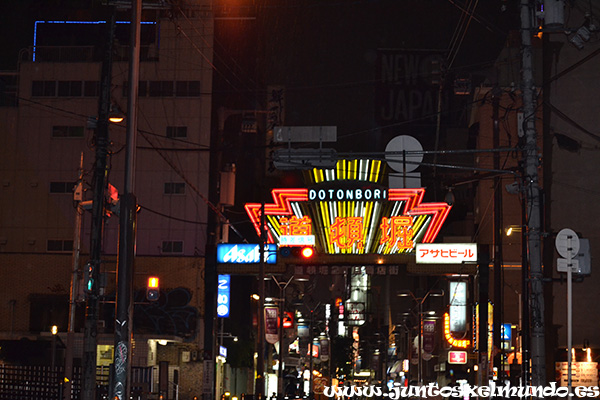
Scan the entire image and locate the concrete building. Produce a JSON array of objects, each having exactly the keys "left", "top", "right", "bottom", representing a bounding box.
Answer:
[
  {"left": 470, "top": 0, "right": 600, "bottom": 384},
  {"left": 0, "top": 2, "right": 213, "bottom": 398}
]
